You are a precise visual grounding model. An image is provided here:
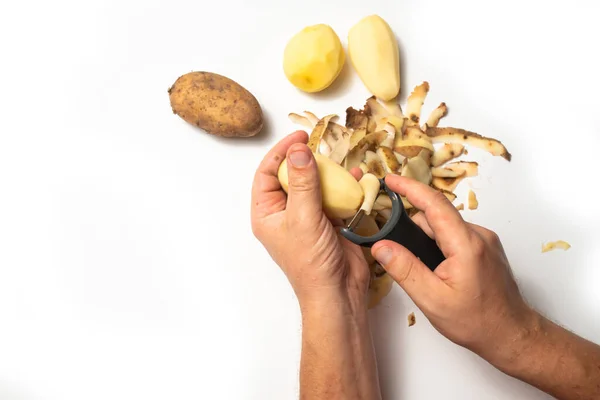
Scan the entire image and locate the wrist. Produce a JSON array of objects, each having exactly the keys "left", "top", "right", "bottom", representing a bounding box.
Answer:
[
  {"left": 298, "top": 286, "right": 368, "bottom": 321},
  {"left": 298, "top": 289, "right": 381, "bottom": 400},
  {"left": 478, "top": 307, "right": 545, "bottom": 374},
  {"left": 476, "top": 308, "right": 600, "bottom": 399}
]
